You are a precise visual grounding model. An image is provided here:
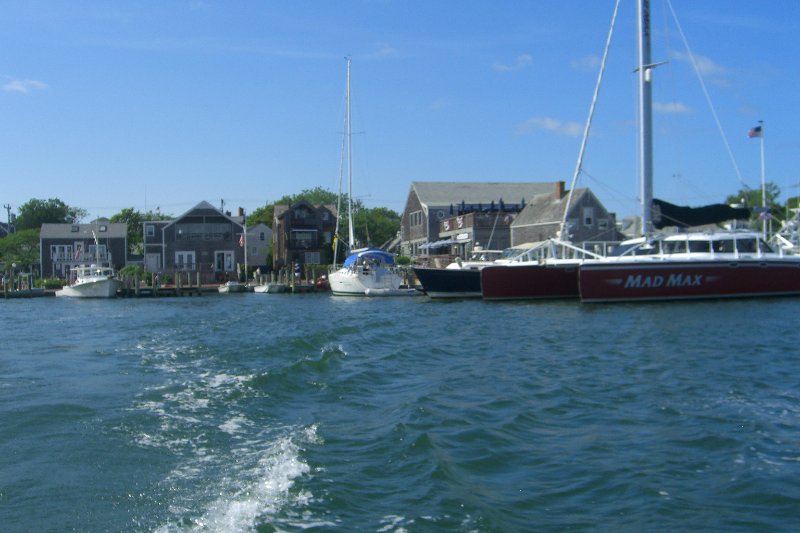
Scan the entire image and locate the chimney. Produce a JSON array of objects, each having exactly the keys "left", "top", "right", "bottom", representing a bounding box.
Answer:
[
  {"left": 554, "top": 181, "right": 565, "bottom": 200},
  {"left": 238, "top": 207, "right": 244, "bottom": 217}
]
